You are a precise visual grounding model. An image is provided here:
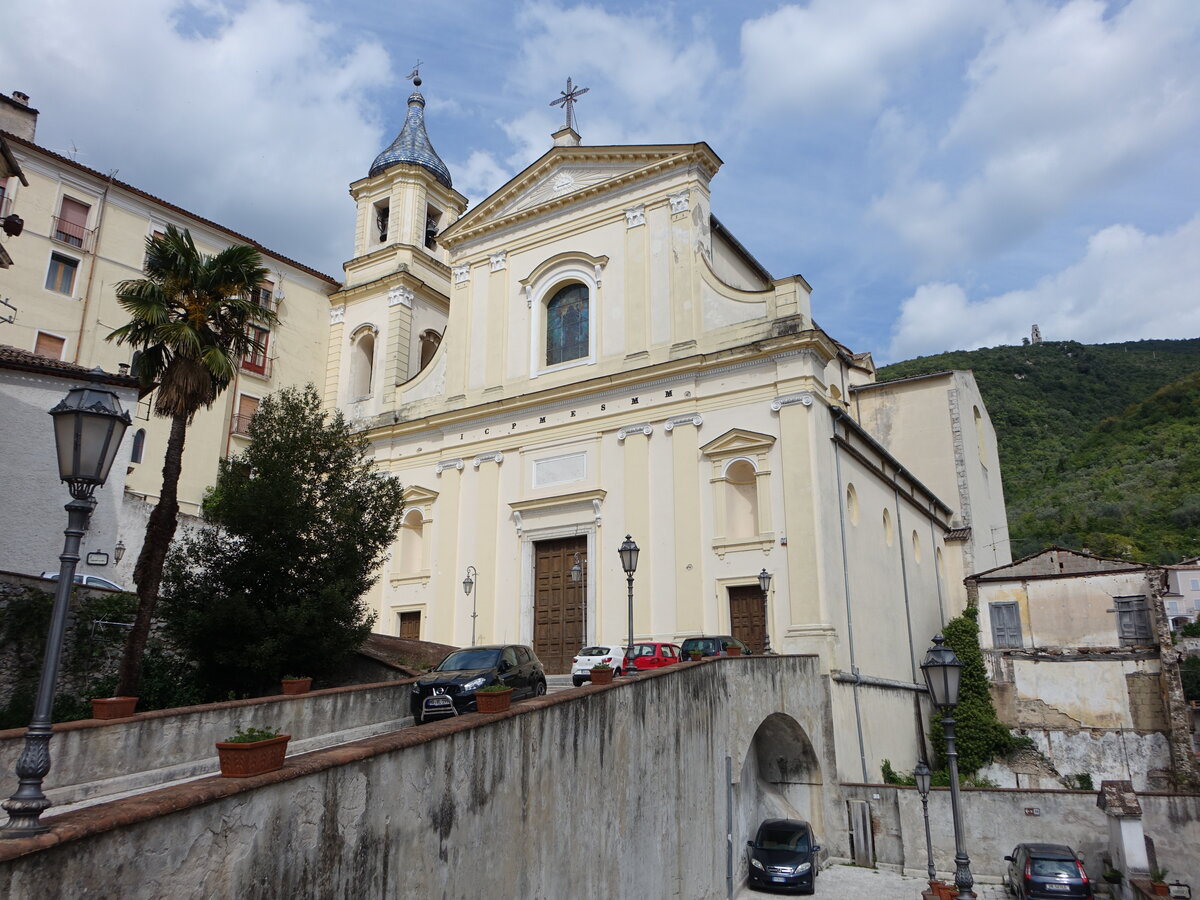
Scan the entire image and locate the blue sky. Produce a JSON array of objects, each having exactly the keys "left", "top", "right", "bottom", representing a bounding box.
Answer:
[{"left": 2, "top": 0, "right": 1198, "bottom": 362}]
